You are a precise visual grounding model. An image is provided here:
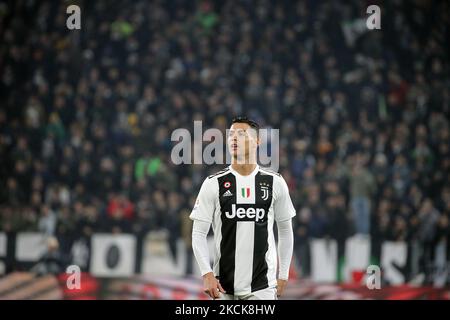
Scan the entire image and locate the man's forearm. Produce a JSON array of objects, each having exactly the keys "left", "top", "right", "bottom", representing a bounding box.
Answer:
[
  {"left": 192, "top": 220, "right": 213, "bottom": 276},
  {"left": 277, "top": 219, "right": 294, "bottom": 280}
]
